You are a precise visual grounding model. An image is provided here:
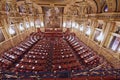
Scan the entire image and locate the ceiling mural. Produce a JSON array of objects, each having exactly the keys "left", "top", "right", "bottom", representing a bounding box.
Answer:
[{"left": 42, "top": 7, "right": 63, "bottom": 28}]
